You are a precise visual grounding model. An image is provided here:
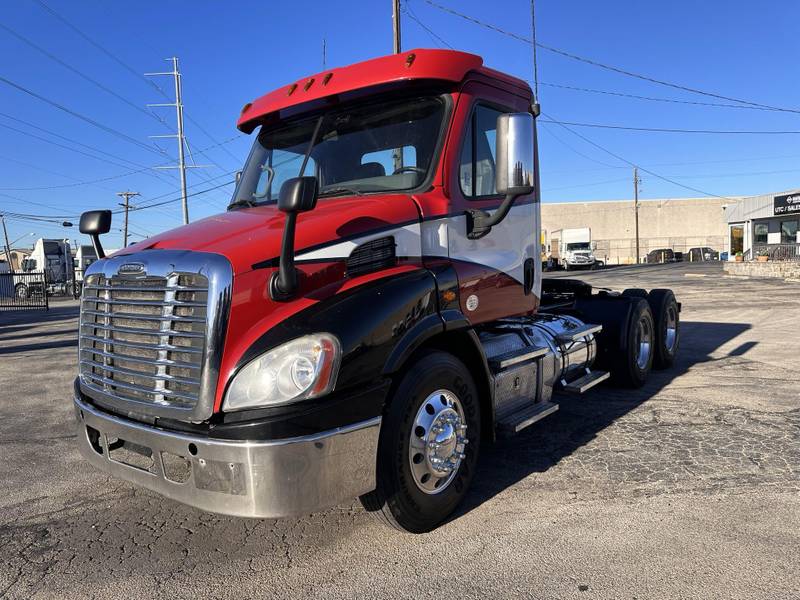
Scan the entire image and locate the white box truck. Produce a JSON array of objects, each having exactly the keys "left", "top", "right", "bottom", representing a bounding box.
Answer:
[{"left": 550, "top": 228, "right": 597, "bottom": 270}]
